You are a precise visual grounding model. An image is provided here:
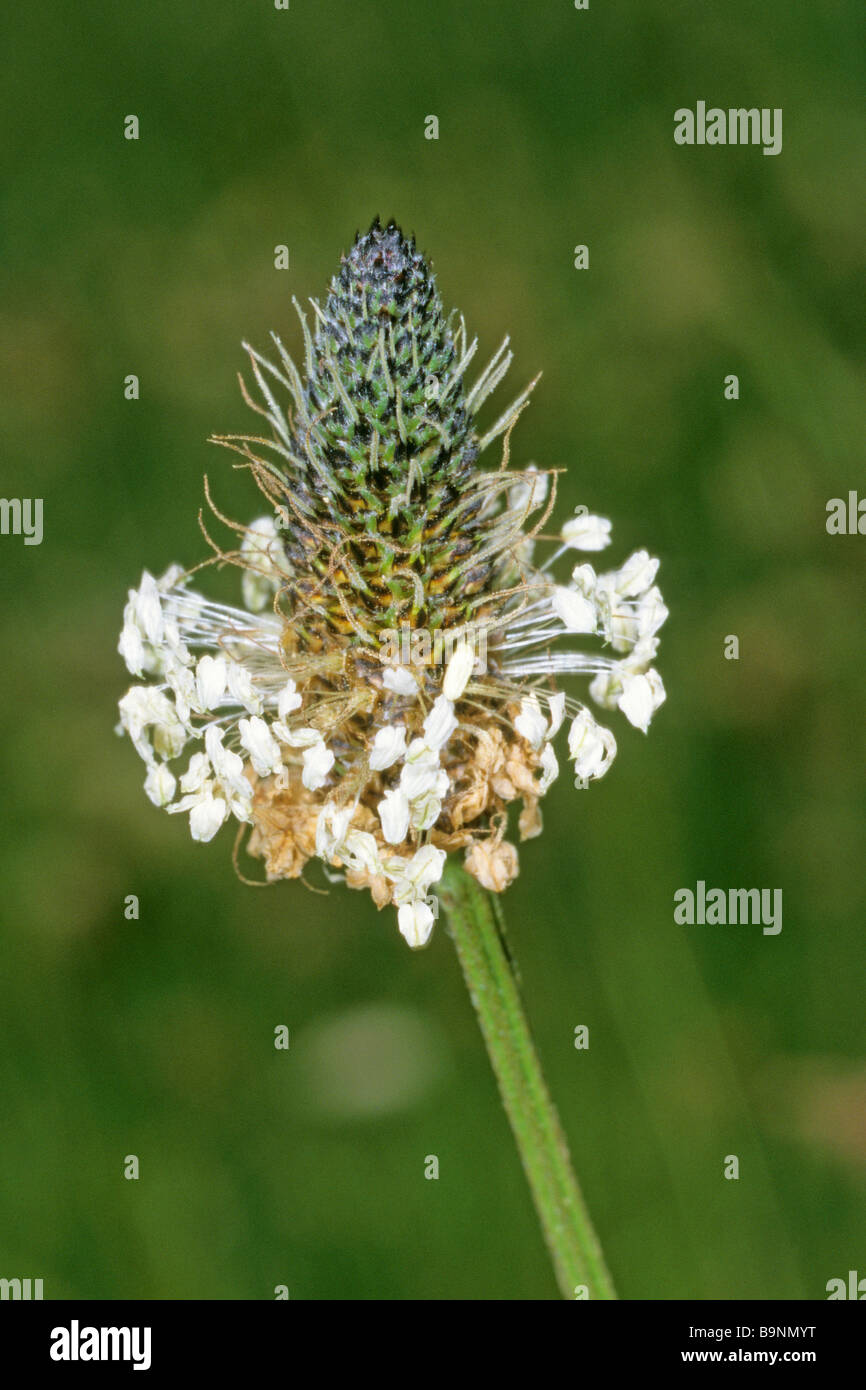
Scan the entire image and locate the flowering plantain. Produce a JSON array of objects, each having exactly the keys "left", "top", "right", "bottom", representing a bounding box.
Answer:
[{"left": 117, "top": 218, "right": 666, "bottom": 949}]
